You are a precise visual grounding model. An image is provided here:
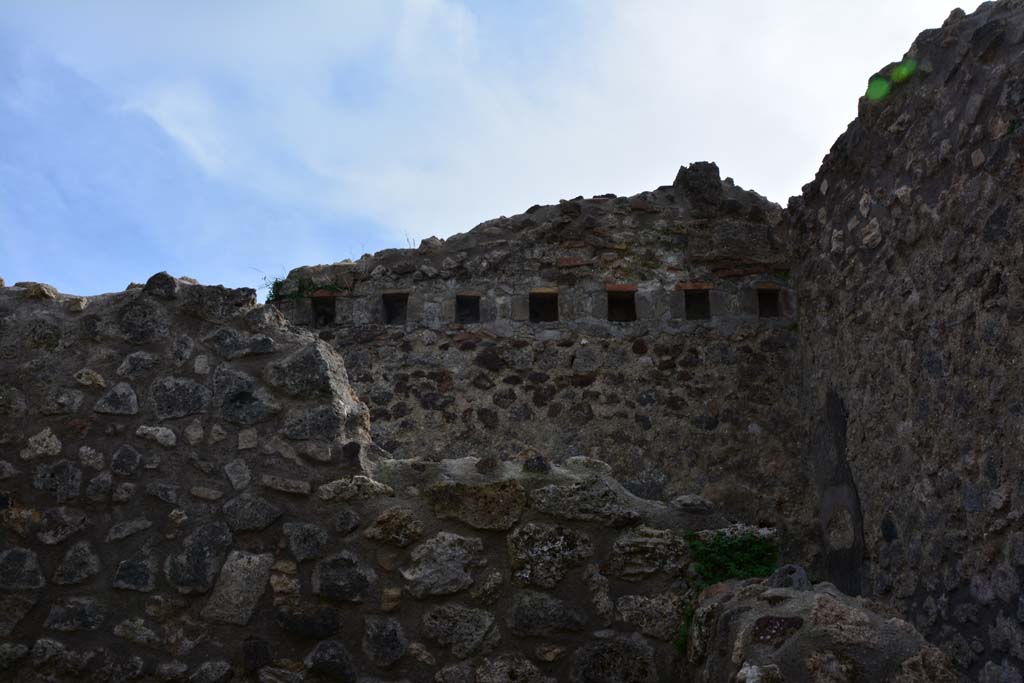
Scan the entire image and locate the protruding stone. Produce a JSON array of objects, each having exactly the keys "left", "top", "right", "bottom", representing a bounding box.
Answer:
[
  {"left": 238, "top": 428, "right": 258, "bottom": 450},
  {"left": 201, "top": 551, "right": 273, "bottom": 625},
  {"left": 425, "top": 479, "right": 526, "bottom": 530},
  {"left": 364, "top": 507, "right": 425, "bottom": 548},
  {"left": 508, "top": 523, "right": 593, "bottom": 588},
  {"left": 530, "top": 476, "right": 640, "bottom": 527},
  {"left": 20, "top": 427, "right": 61, "bottom": 460},
  {"left": 144, "top": 271, "right": 179, "bottom": 299},
  {"left": 316, "top": 476, "right": 392, "bottom": 502},
  {"left": 261, "top": 474, "right": 311, "bottom": 495},
  {"left": 606, "top": 526, "right": 688, "bottom": 581},
  {"left": 616, "top": 592, "right": 686, "bottom": 640},
  {"left": 264, "top": 342, "right": 347, "bottom": 397},
  {"left": 203, "top": 327, "right": 276, "bottom": 360},
  {"left": 94, "top": 382, "right": 139, "bottom": 415},
  {"left": 401, "top": 532, "right": 487, "bottom": 597}
]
